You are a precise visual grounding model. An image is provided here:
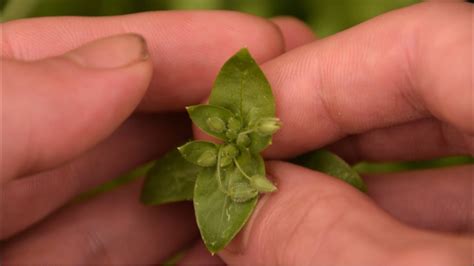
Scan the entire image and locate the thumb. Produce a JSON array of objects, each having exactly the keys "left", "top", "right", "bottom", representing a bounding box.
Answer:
[
  {"left": 219, "top": 161, "right": 471, "bottom": 266},
  {"left": 2, "top": 33, "right": 152, "bottom": 182}
]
